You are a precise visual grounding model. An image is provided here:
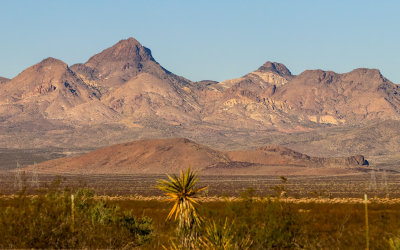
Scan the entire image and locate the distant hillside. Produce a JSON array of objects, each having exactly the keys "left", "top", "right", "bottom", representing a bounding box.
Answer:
[{"left": 25, "top": 138, "right": 369, "bottom": 175}]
